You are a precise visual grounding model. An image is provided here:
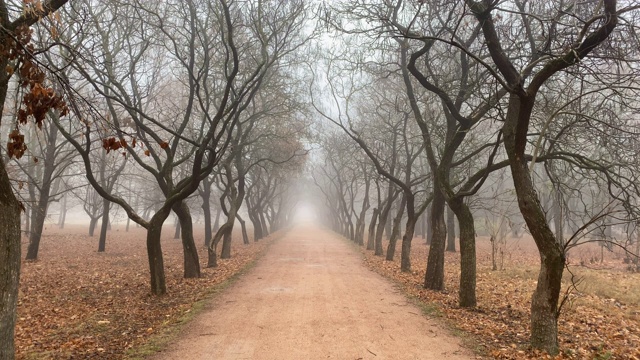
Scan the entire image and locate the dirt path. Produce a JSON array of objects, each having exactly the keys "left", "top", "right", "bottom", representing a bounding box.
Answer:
[{"left": 150, "top": 226, "right": 475, "bottom": 360}]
